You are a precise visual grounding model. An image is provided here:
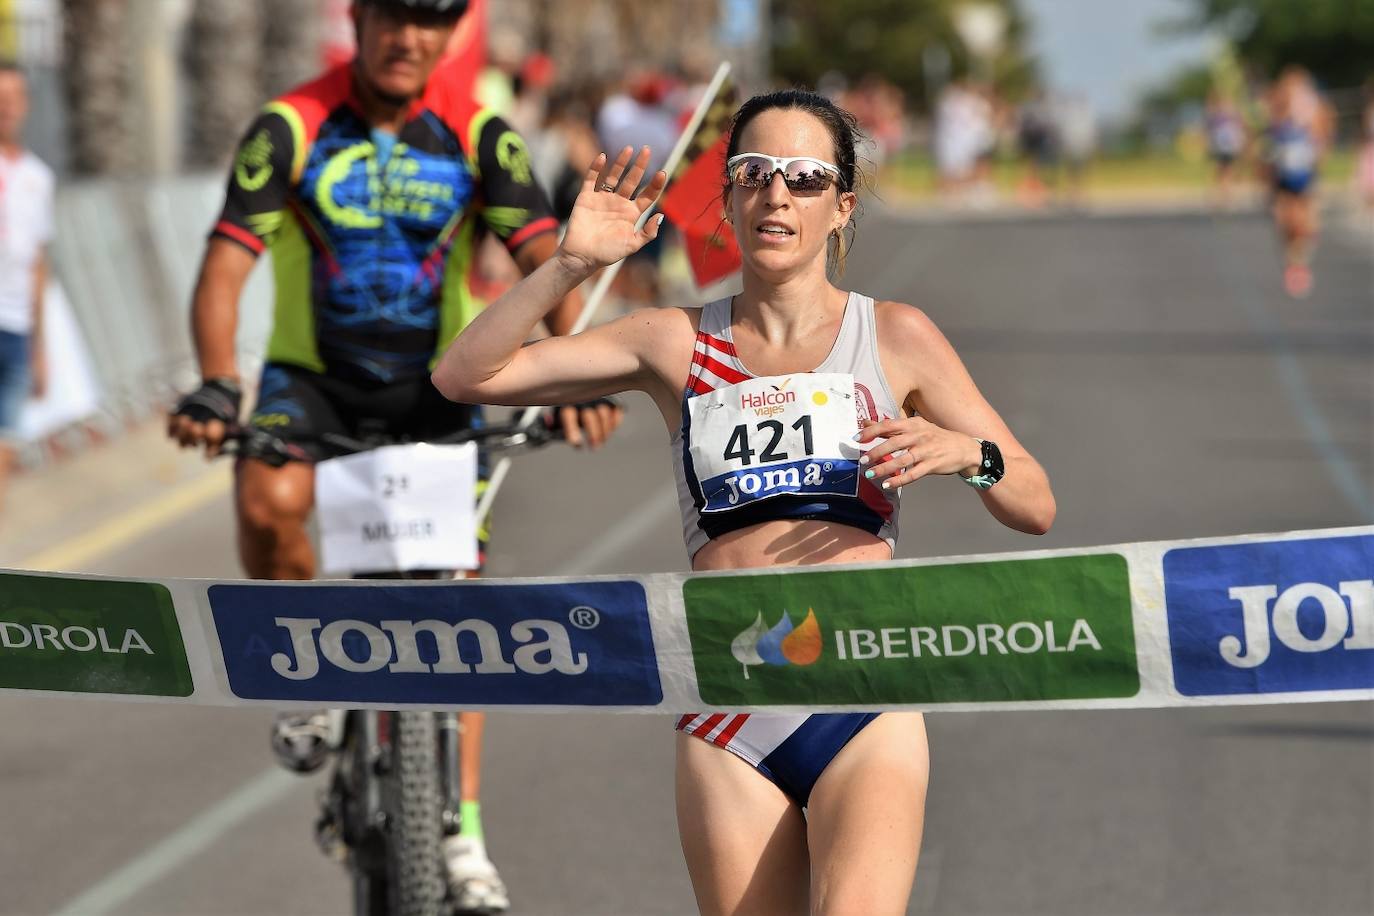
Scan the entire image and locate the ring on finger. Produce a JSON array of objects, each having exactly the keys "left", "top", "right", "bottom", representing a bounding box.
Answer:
[{"left": 597, "top": 182, "right": 617, "bottom": 193}]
